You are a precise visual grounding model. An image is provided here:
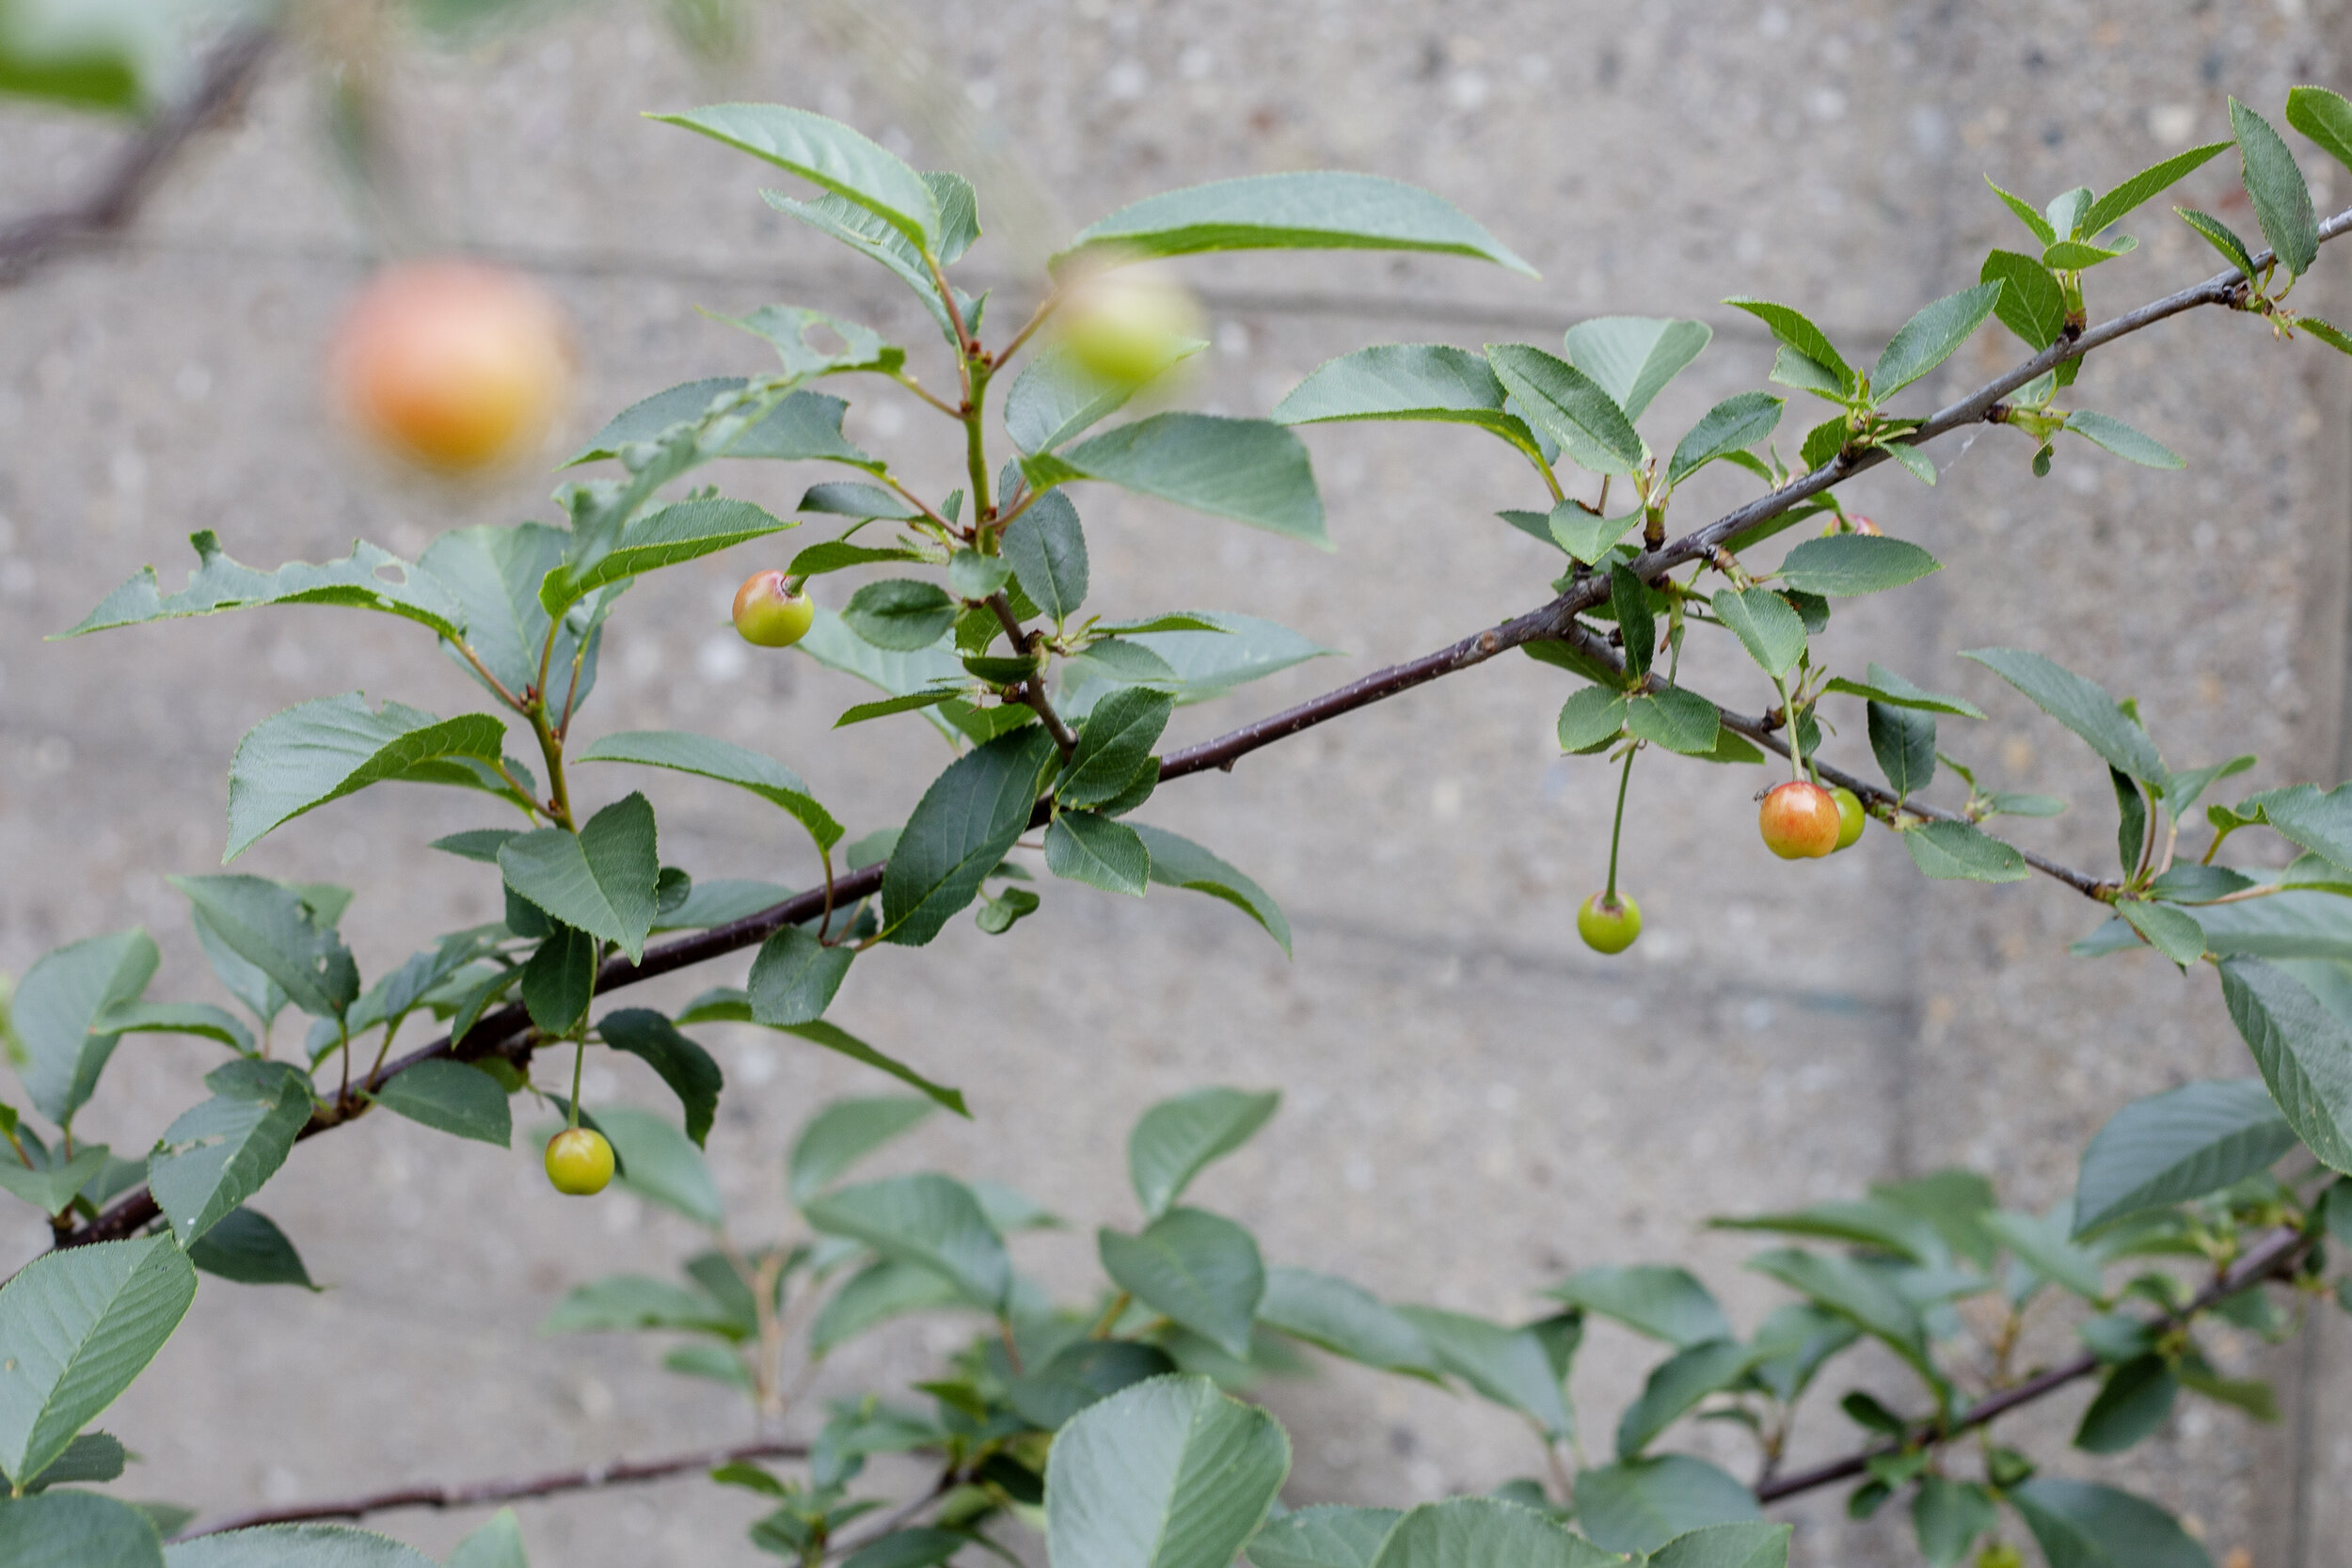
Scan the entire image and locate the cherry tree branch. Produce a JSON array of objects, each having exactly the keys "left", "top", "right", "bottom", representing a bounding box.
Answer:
[
  {"left": 1753, "top": 1222, "right": 2315, "bottom": 1504},
  {"left": 174, "top": 1436, "right": 810, "bottom": 1539},
  {"left": 0, "top": 27, "right": 280, "bottom": 286},
  {"left": 54, "top": 212, "right": 2349, "bottom": 1252}
]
